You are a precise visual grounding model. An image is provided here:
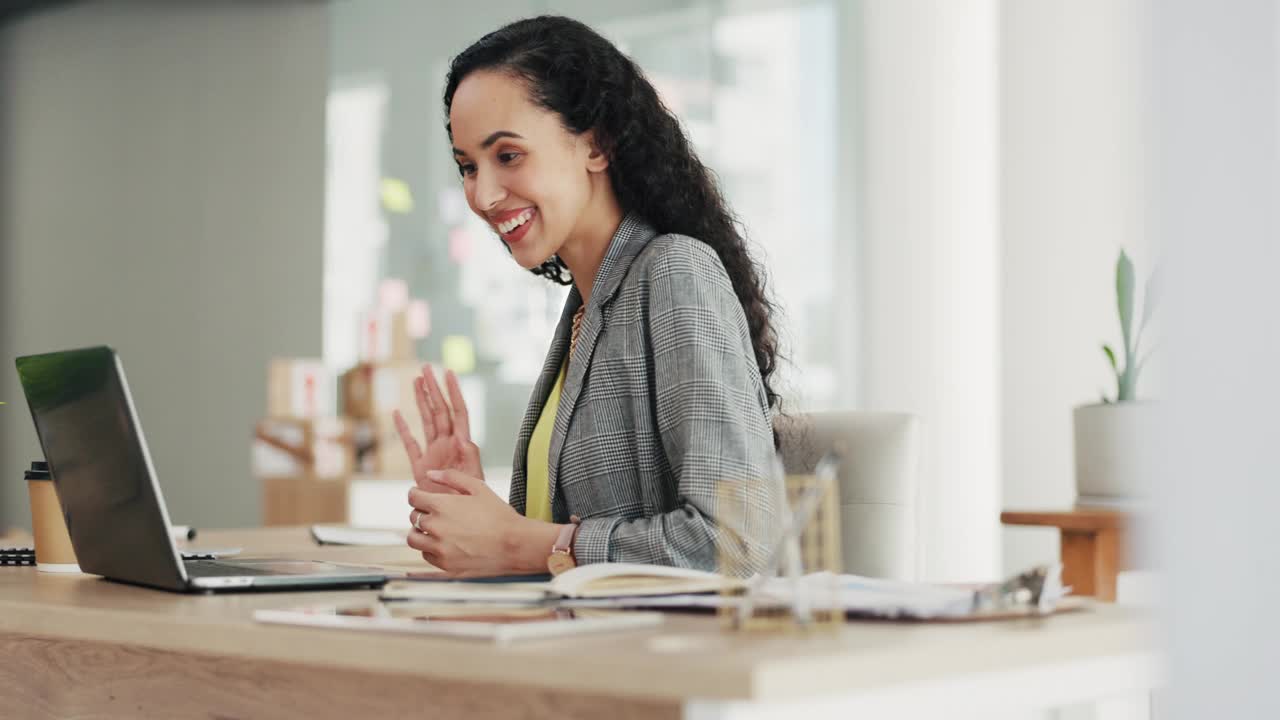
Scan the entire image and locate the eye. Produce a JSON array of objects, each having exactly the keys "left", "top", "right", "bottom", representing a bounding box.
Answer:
[
  {"left": 497, "top": 151, "right": 522, "bottom": 165},
  {"left": 456, "top": 162, "right": 476, "bottom": 178}
]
